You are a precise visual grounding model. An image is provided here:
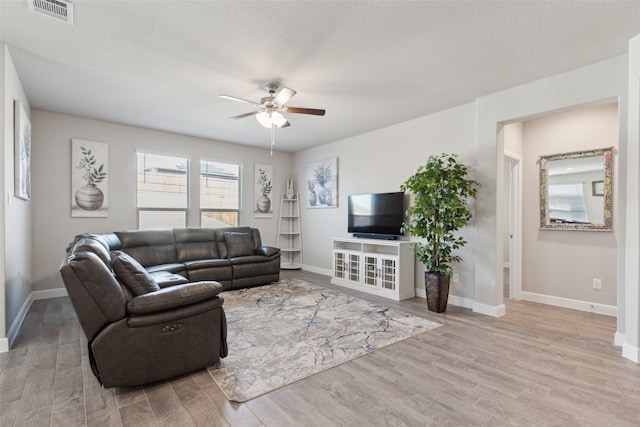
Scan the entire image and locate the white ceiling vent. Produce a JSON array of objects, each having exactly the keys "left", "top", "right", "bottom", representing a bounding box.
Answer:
[{"left": 27, "top": 0, "right": 74, "bottom": 25}]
